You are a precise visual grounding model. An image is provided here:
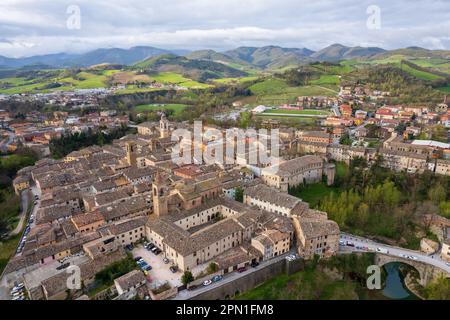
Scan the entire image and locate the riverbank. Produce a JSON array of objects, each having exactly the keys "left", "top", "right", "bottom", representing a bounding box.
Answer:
[{"left": 404, "top": 274, "right": 425, "bottom": 300}]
